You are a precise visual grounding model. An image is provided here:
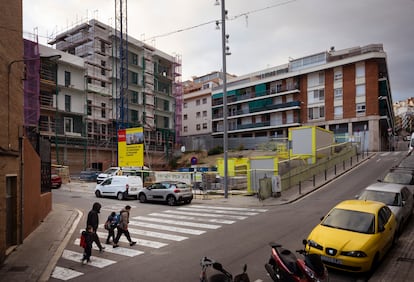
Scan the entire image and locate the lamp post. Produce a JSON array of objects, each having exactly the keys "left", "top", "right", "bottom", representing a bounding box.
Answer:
[
  {"left": 217, "top": 0, "right": 230, "bottom": 198},
  {"left": 7, "top": 54, "right": 61, "bottom": 151}
]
